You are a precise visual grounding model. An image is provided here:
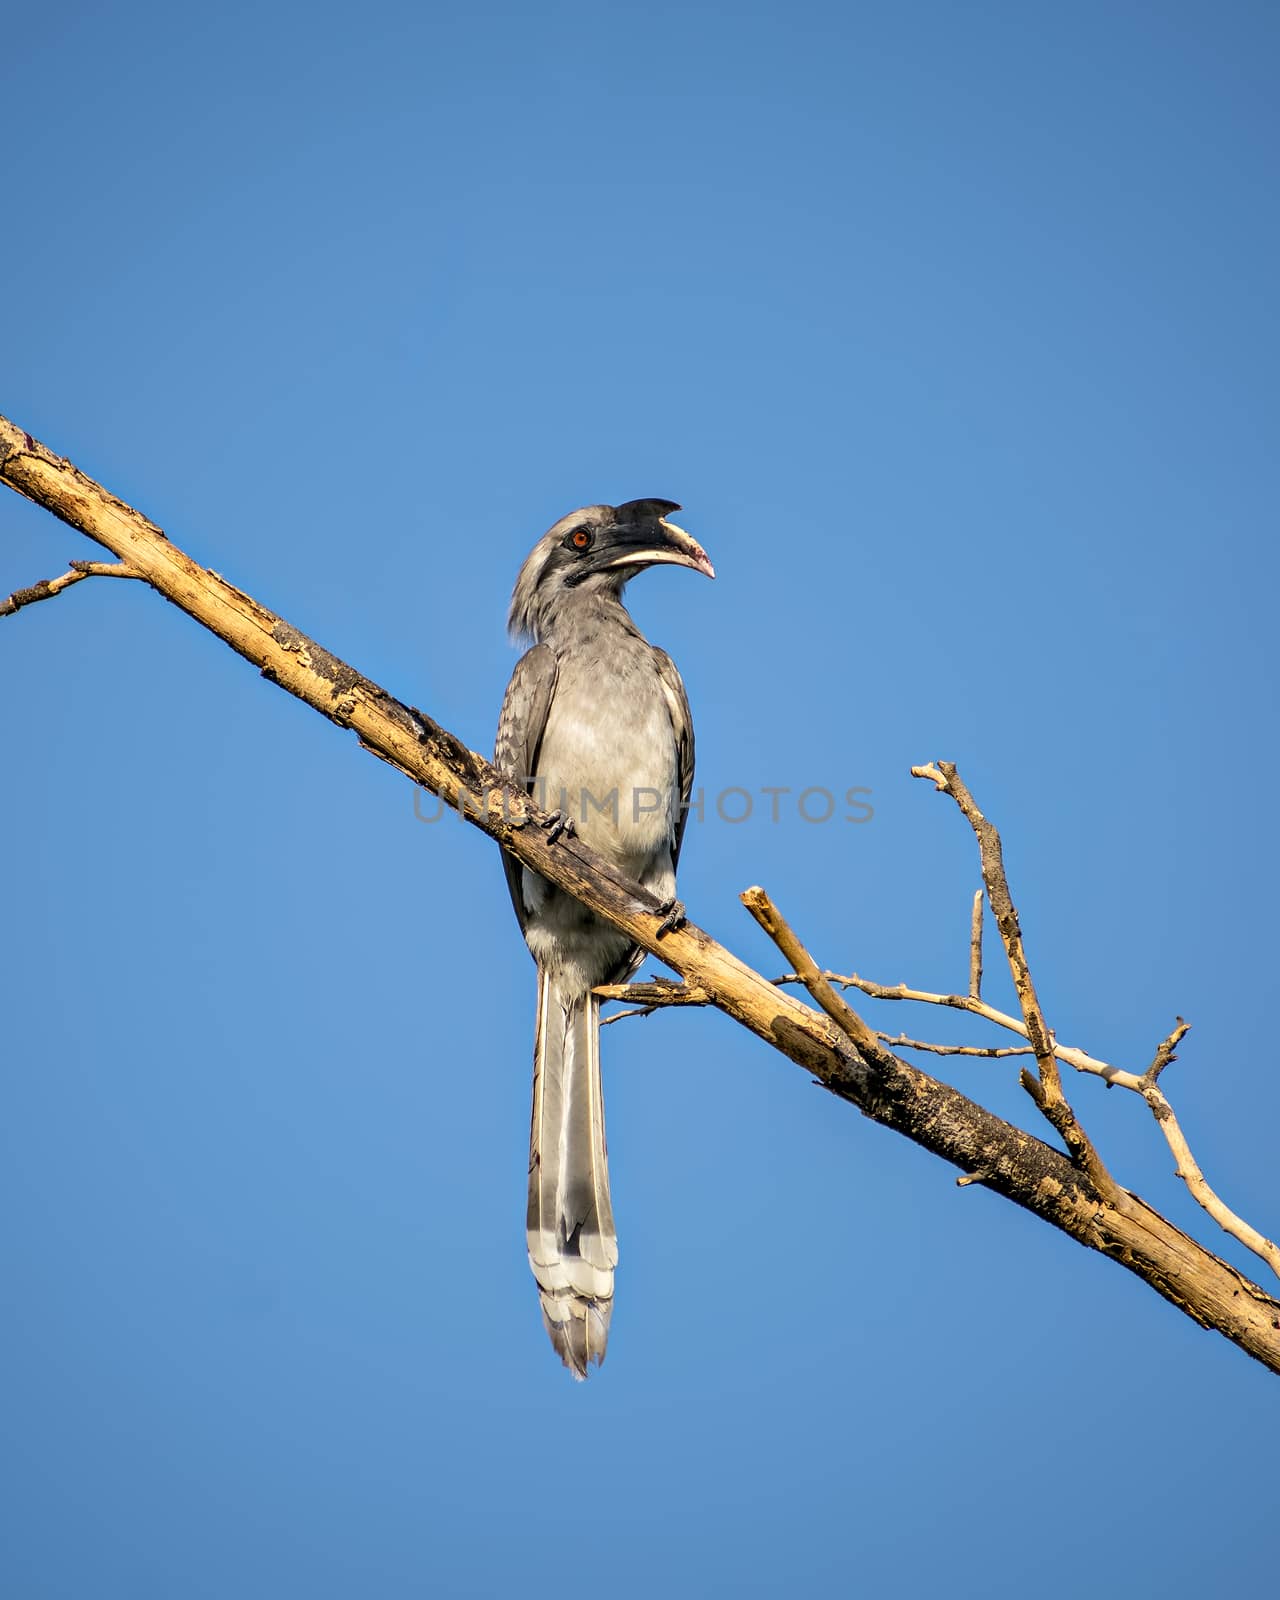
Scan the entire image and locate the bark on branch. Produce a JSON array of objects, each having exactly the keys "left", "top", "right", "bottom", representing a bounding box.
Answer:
[{"left": 4, "top": 411, "right": 1278, "bottom": 1377}]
